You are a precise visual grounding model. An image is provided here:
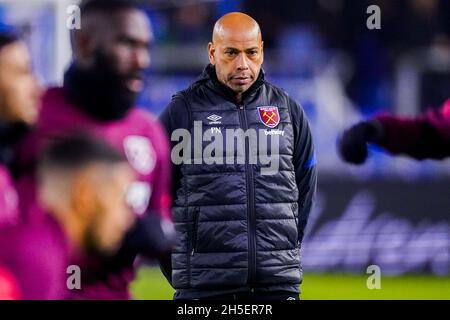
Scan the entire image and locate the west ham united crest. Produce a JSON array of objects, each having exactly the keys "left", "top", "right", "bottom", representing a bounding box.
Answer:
[
  {"left": 258, "top": 106, "right": 280, "bottom": 128},
  {"left": 123, "top": 135, "right": 156, "bottom": 175}
]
